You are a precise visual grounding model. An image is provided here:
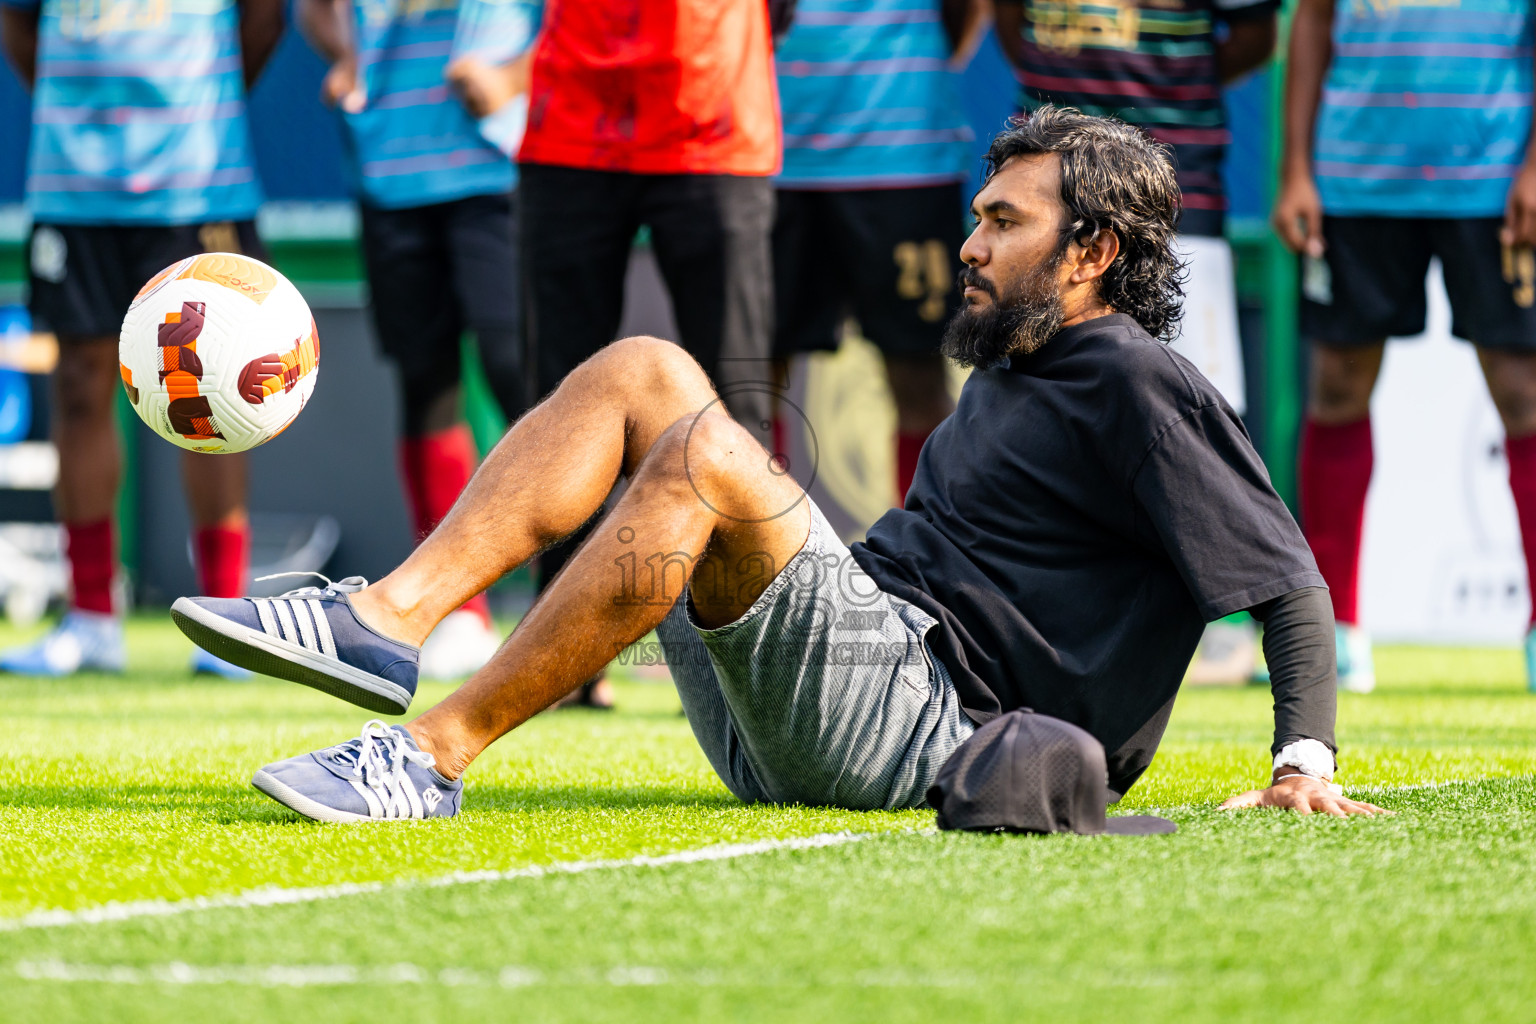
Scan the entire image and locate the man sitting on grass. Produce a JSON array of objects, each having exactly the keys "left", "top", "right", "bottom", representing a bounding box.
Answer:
[{"left": 174, "top": 107, "right": 1385, "bottom": 822}]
